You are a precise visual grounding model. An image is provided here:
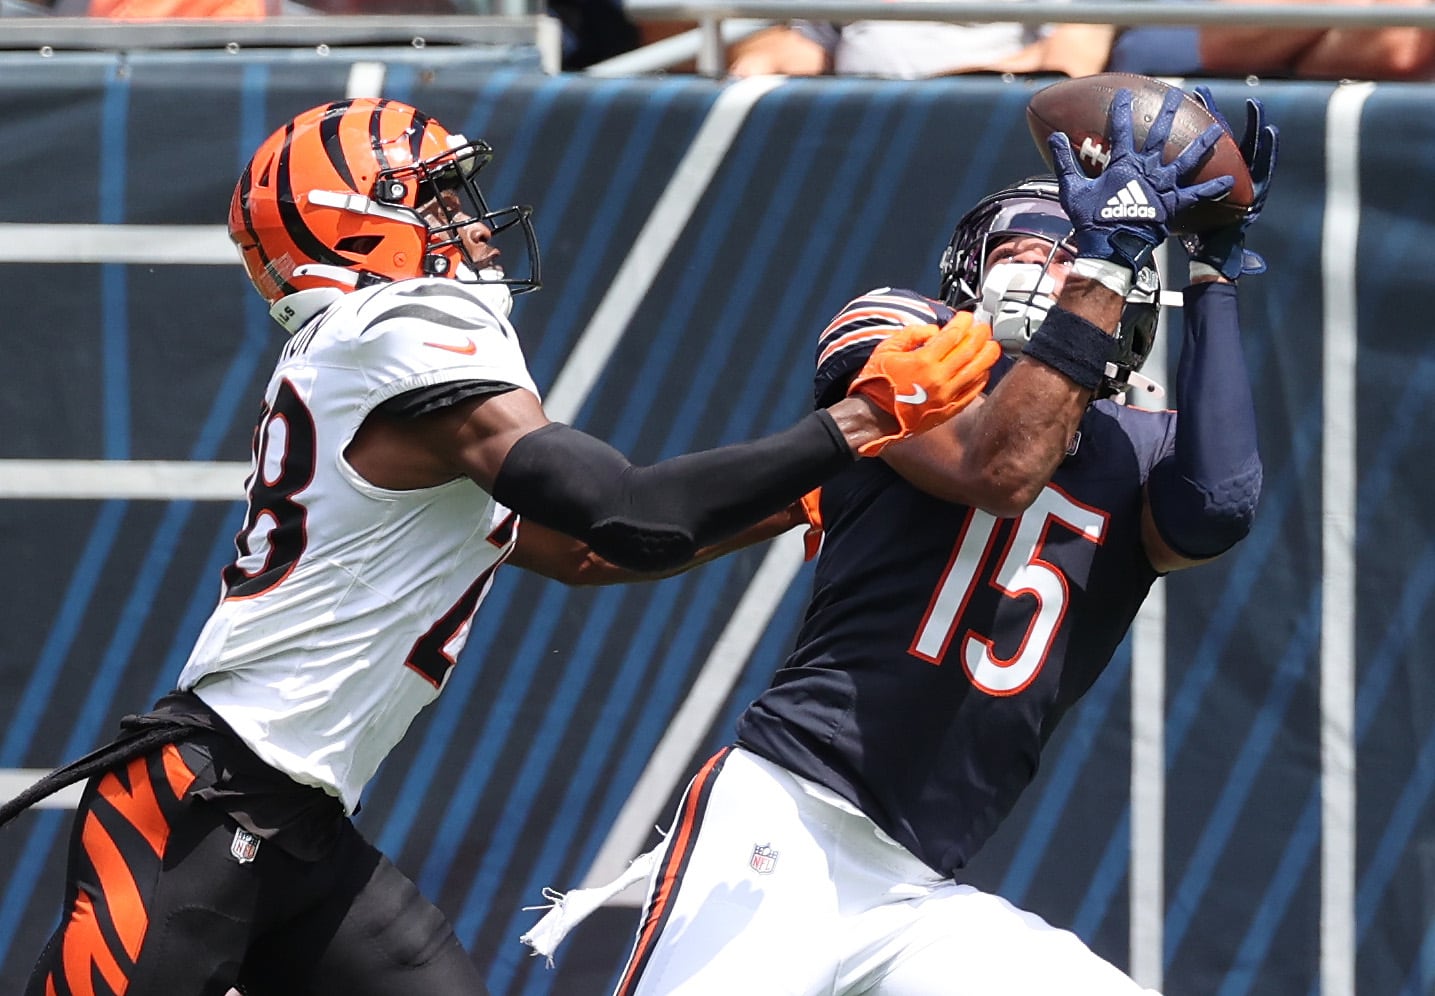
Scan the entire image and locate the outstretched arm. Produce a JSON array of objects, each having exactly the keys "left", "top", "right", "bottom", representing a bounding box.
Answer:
[
  {"left": 348, "top": 315, "right": 996, "bottom": 573},
  {"left": 1142, "top": 88, "right": 1276, "bottom": 573},
  {"left": 506, "top": 502, "right": 808, "bottom": 585}
]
